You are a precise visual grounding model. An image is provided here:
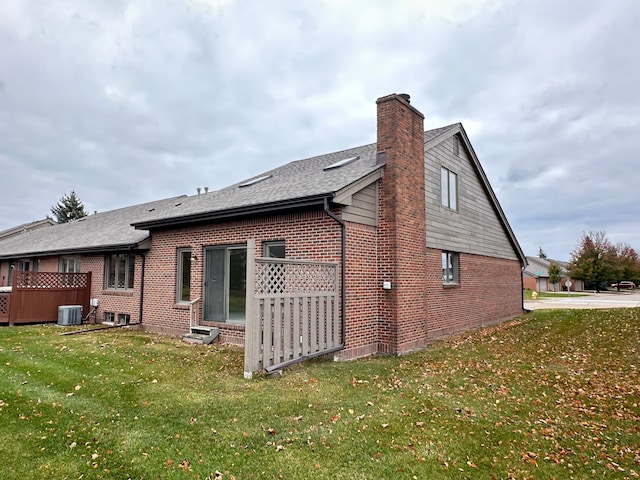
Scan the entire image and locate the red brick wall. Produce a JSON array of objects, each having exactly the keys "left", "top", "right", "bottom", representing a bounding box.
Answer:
[
  {"left": 339, "top": 221, "right": 379, "bottom": 360},
  {"left": 37, "top": 257, "right": 59, "bottom": 272},
  {"left": 0, "top": 254, "right": 144, "bottom": 324},
  {"left": 375, "top": 94, "right": 429, "bottom": 355},
  {"left": 141, "top": 210, "right": 343, "bottom": 342},
  {"left": 82, "top": 254, "right": 143, "bottom": 324},
  {"left": 425, "top": 249, "right": 523, "bottom": 338},
  {"left": 523, "top": 276, "right": 537, "bottom": 291}
]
